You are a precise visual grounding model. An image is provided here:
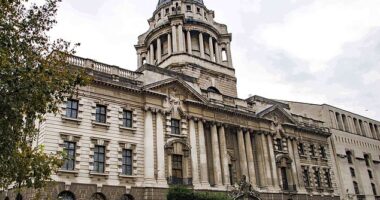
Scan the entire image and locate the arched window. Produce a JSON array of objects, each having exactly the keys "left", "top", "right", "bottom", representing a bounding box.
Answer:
[
  {"left": 91, "top": 193, "right": 106, "bottom": 200},
  {"left": 207, "top": 87, "right": 220, "bottom": 94},
  {"left": 121, "top": 194, "right": 135, "bottom": 200},
  {"left": 58, "top": 191, "right": 75, "bottom": 200}
]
